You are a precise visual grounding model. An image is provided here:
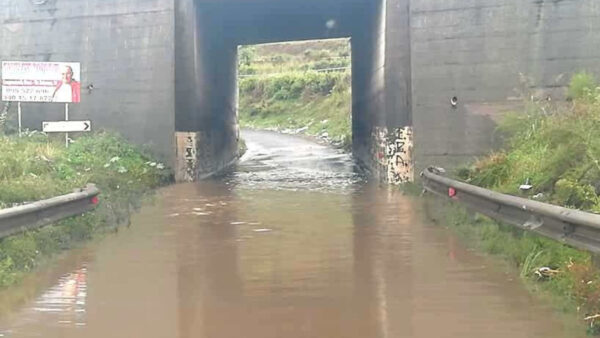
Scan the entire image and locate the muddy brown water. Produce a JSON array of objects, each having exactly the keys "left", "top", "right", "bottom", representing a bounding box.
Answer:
[{"left": 0, "top": 130, "right": 584, "bottom": 337}]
